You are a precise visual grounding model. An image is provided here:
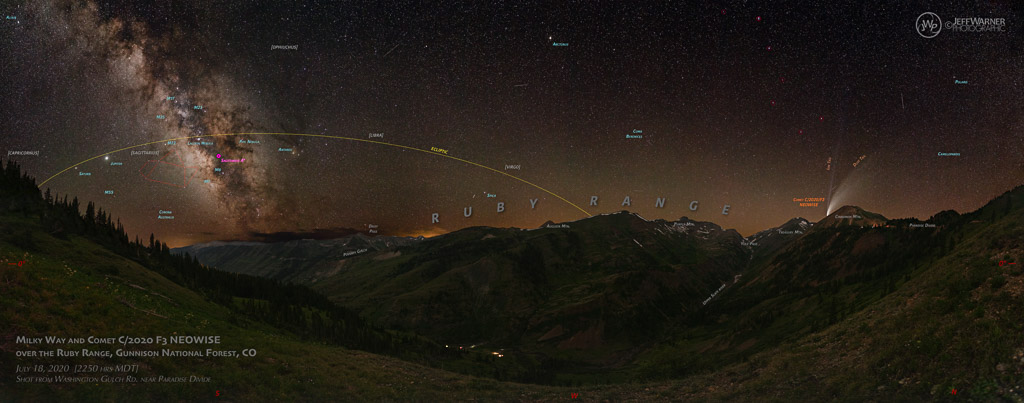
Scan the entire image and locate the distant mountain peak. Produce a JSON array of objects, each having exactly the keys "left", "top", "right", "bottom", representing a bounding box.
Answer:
[
  {"left": 745, "top": 217, "right": 811, "bottom": 249},
  {"left": 826, "top": 205, "right": 884, "bottom": 219},
  {"left": 604, "top": 210, "right": 647, "bottom": 220},
  {"left": 829, "top": 205, "right": 861, "bottom": 215},
  {"left": 817, "top": 205, "right": 887, "bottom": 228}
]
